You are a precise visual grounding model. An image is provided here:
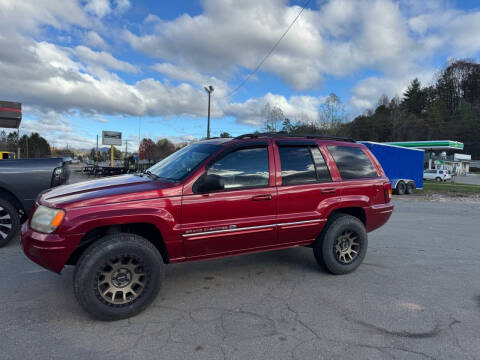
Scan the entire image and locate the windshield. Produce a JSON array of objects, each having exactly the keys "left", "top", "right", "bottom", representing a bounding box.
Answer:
[{"left": 146, "top": 143, "right": 221, "bottom": 181}]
